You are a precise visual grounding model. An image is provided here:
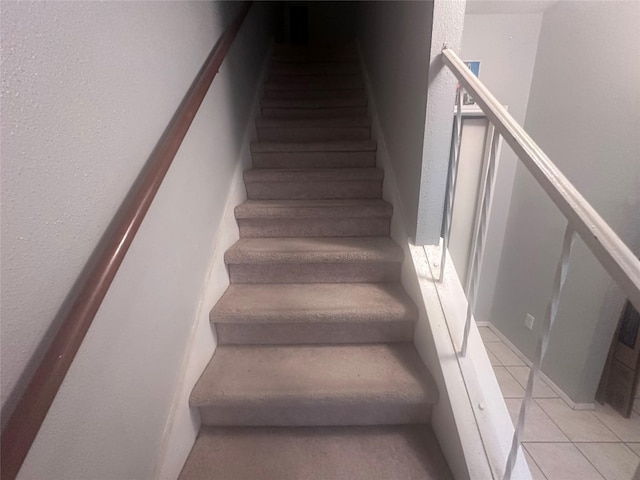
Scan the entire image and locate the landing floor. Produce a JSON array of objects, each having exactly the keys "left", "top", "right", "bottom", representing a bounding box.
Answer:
[{"left": 480, "top": 325, "right": 640, "bottom": 480}]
